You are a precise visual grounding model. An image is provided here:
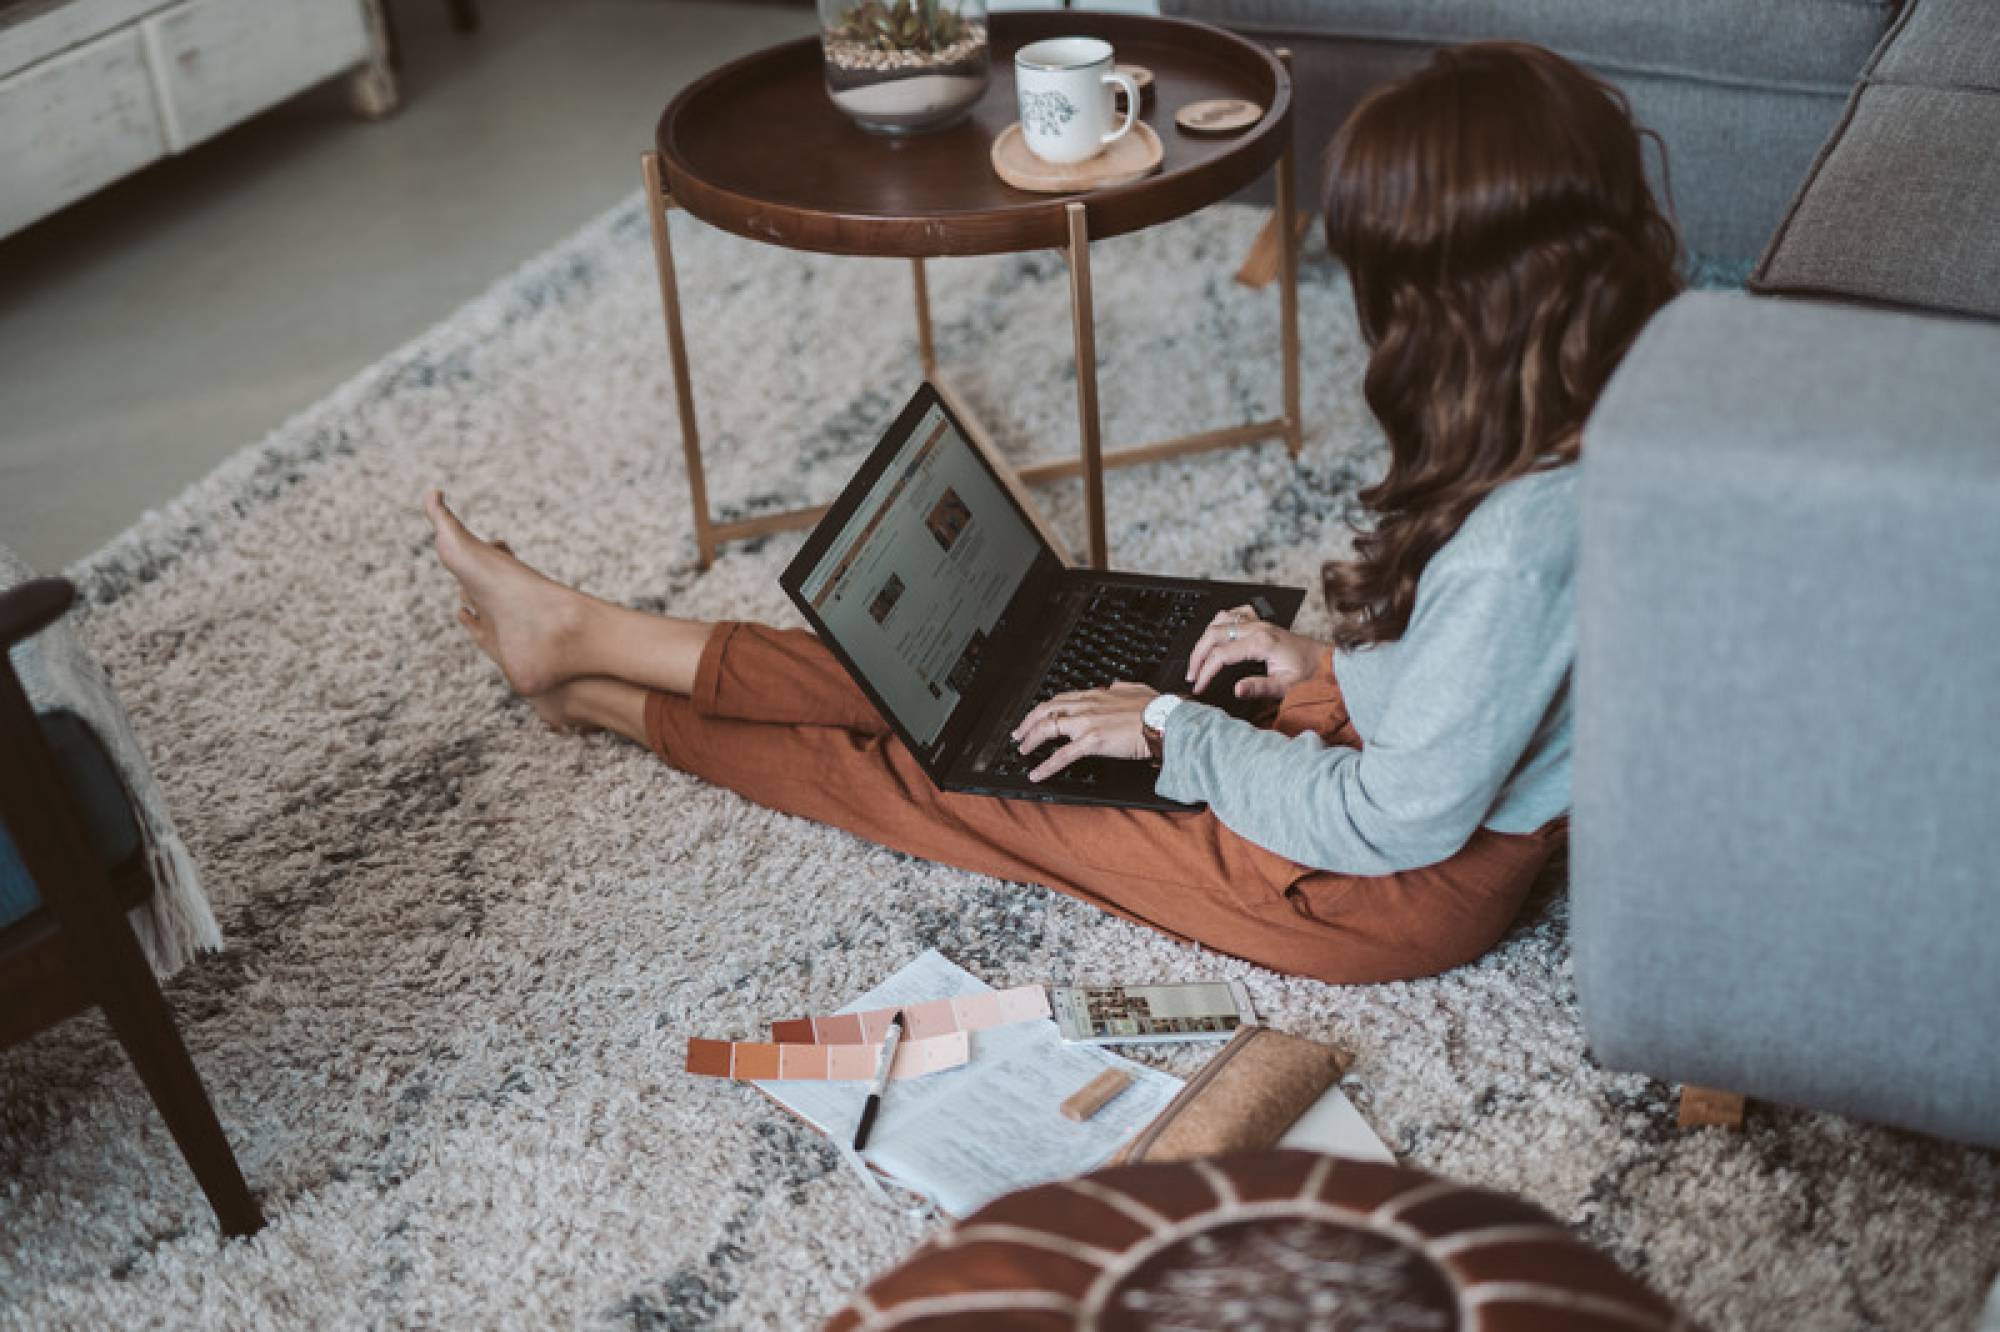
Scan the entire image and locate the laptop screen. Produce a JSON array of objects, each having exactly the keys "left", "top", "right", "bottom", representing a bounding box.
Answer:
[{"left": 797, "top": 399, "right": 1043, "bottom": 749}]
